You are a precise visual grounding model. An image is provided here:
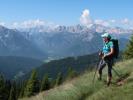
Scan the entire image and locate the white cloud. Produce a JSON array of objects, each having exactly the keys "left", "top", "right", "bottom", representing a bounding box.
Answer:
[
  {"left": 0, "top": 22, "right": 6, "bottom": 26},
  {"left": 12, "top": 22, "right": 19, "bottom": 28},
  {"left": 119, "top": 18, "right": 133, "bottom": 29},
  {"left": 94, "top": 19, "right": 110, "bottom": 26},
  {"left": 94, "top": 18, "right": 133, "bottom": 29},
  {"left": 10, "top": 19, "right": 58, "bottom": 29},
  {"left": 80, "top": 9, "right": 93, "bottom": 27},
  {"left": 109, "top": 19, "right": 116, "bottom": 23},
  {"left": 79, "top": 9, "right": 133, "bottom": 29},
  {"left": 20, "top": 19, "right": 45, "bottom": 28},
  {"left": 121, "top": 18, "right": 130, "bottom": 24}
]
